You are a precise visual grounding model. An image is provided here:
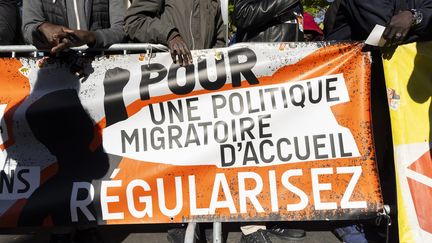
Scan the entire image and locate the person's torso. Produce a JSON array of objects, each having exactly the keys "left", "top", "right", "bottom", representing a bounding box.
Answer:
[
  {"left": 161, "top": 0, "right": 221, "bottom": 49},
  {"left": 325, "top": 0, "right": 420, "bottom": 41},
  {"left": 236, "top": 2, "right": 304, "bottom": 43},
  {"left": 40, "top": 0, "right": 110, "bottom": 31}
]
